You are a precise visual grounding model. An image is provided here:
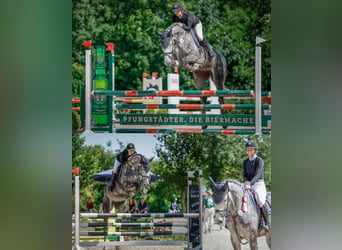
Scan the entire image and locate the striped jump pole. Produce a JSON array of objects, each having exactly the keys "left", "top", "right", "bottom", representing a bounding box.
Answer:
[
  {"left": 114, "top": 104, "right": 270, "bottom": 110},
  {"left": 113, "top": 129, "right": 271, "bottom": 134},
  {"left": 80, "top": 231, "right": 187, "bottom": 237},
  {"left": 80, "top": 212, "right": 199, "bottom": 218},
  {"left": 94, "top": 89, "right": 254, "bottom": 96},
  {"left": 84, "top": 222, "right": 188, "bottom": 227}
]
